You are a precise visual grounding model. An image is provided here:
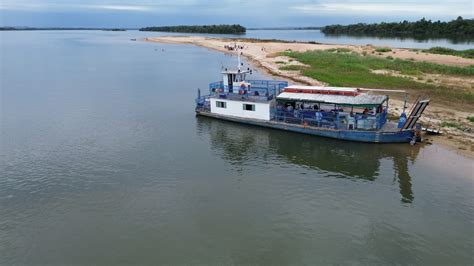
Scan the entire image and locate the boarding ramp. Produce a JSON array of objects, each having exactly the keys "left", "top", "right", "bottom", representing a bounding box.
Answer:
[{"left": 402, "top": 96, "right": 430, "bottom": 130}]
